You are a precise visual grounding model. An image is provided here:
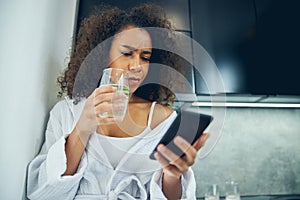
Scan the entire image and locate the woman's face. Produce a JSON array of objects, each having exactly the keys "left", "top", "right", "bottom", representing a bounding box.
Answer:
[{"left": 109, "top": 26, "right": 152, "bottom": 94}]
